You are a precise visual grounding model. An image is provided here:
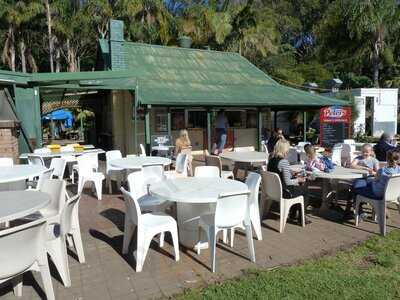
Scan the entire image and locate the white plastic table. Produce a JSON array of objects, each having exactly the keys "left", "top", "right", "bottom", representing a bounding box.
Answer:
[
  {"left": 110, "top": 156, "right": 172, "bottom": 170},
  {"left": 19, "top": 148, "right": 105, "bottom": 159},
  {"left": 150, "top": 177, "right": 248, "bottom": 248},
  {"left": 0, "top": 165, "right": 47, "bottom": 184},
  {"left": 220, "top": 151, "right": 268, "bottom": 163},
  {"left": 0, "top": 191, "right": 50, "bottom": 223},
  {"left": 309, "top": 166, "right": 369, "bottom": 213}
]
